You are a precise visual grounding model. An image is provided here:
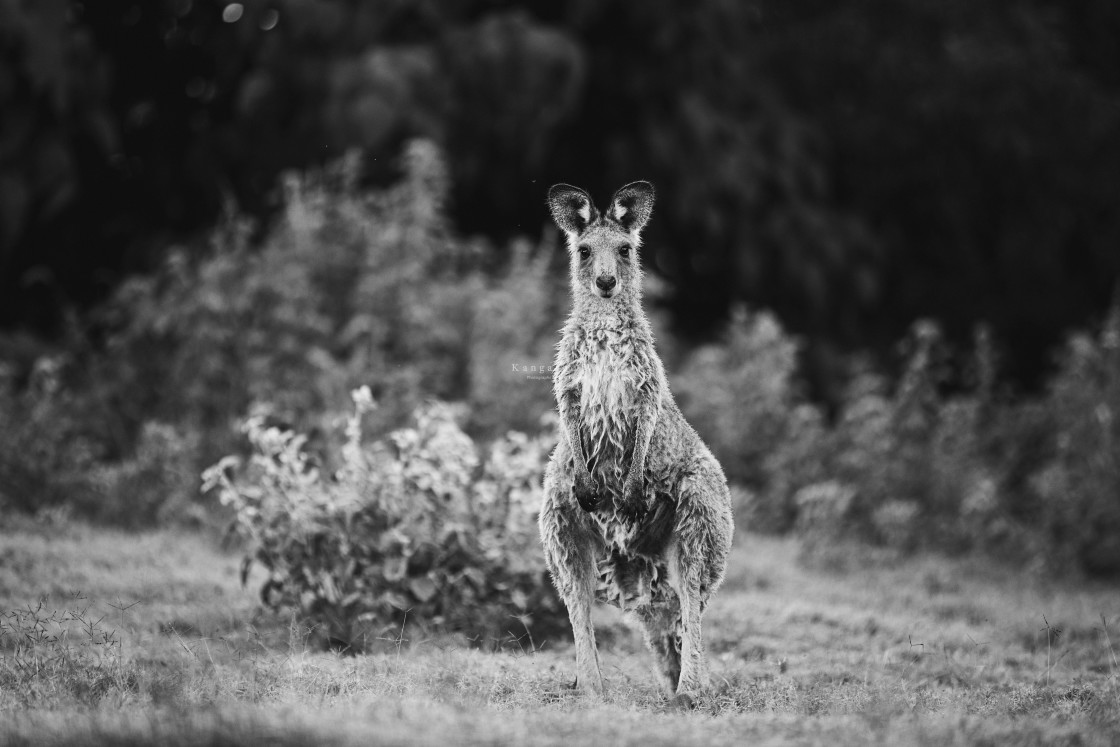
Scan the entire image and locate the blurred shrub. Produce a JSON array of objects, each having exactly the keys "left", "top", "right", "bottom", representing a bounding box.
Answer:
[
  {"left": 675, "top": 306, "right": 803, "bottom": 486},
  {"left": 0, "top": 351, "right": 204, "bottom": 527},
  {"left": 779, "top": 303, "right": 1120, "bottom": 577},
  {"left": 1, "top": 139, "right": 568, "bottom": 524},
  {"left": 785, "top": 321, "right": 1001, "bottom": 553},
  {"left": 204, "top": 388, "right": 565, "bottom": 651},
  {"left": 0, "top": 355, "right": 102, "bottom": 516},
  {"left": 101, "top": 142, "right": 477, "bottom": 450},
  {"left": 7, "top": 0, "right": 1120, "bottom": 398},
  {"left": 90, "top": 422, "right": 201, "bottom": 529},
  {"left": 1026, "top": 301, "right": 1120, "bottom": 574},
  {"left": 793, "top": 481, "right": 855, "bottom": 543},
  {"left": 674, "top": 305, "right": 827, "bottom": 532},
  {"left": 467, "top": 237, "right": 566, "bottom": 437}
]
